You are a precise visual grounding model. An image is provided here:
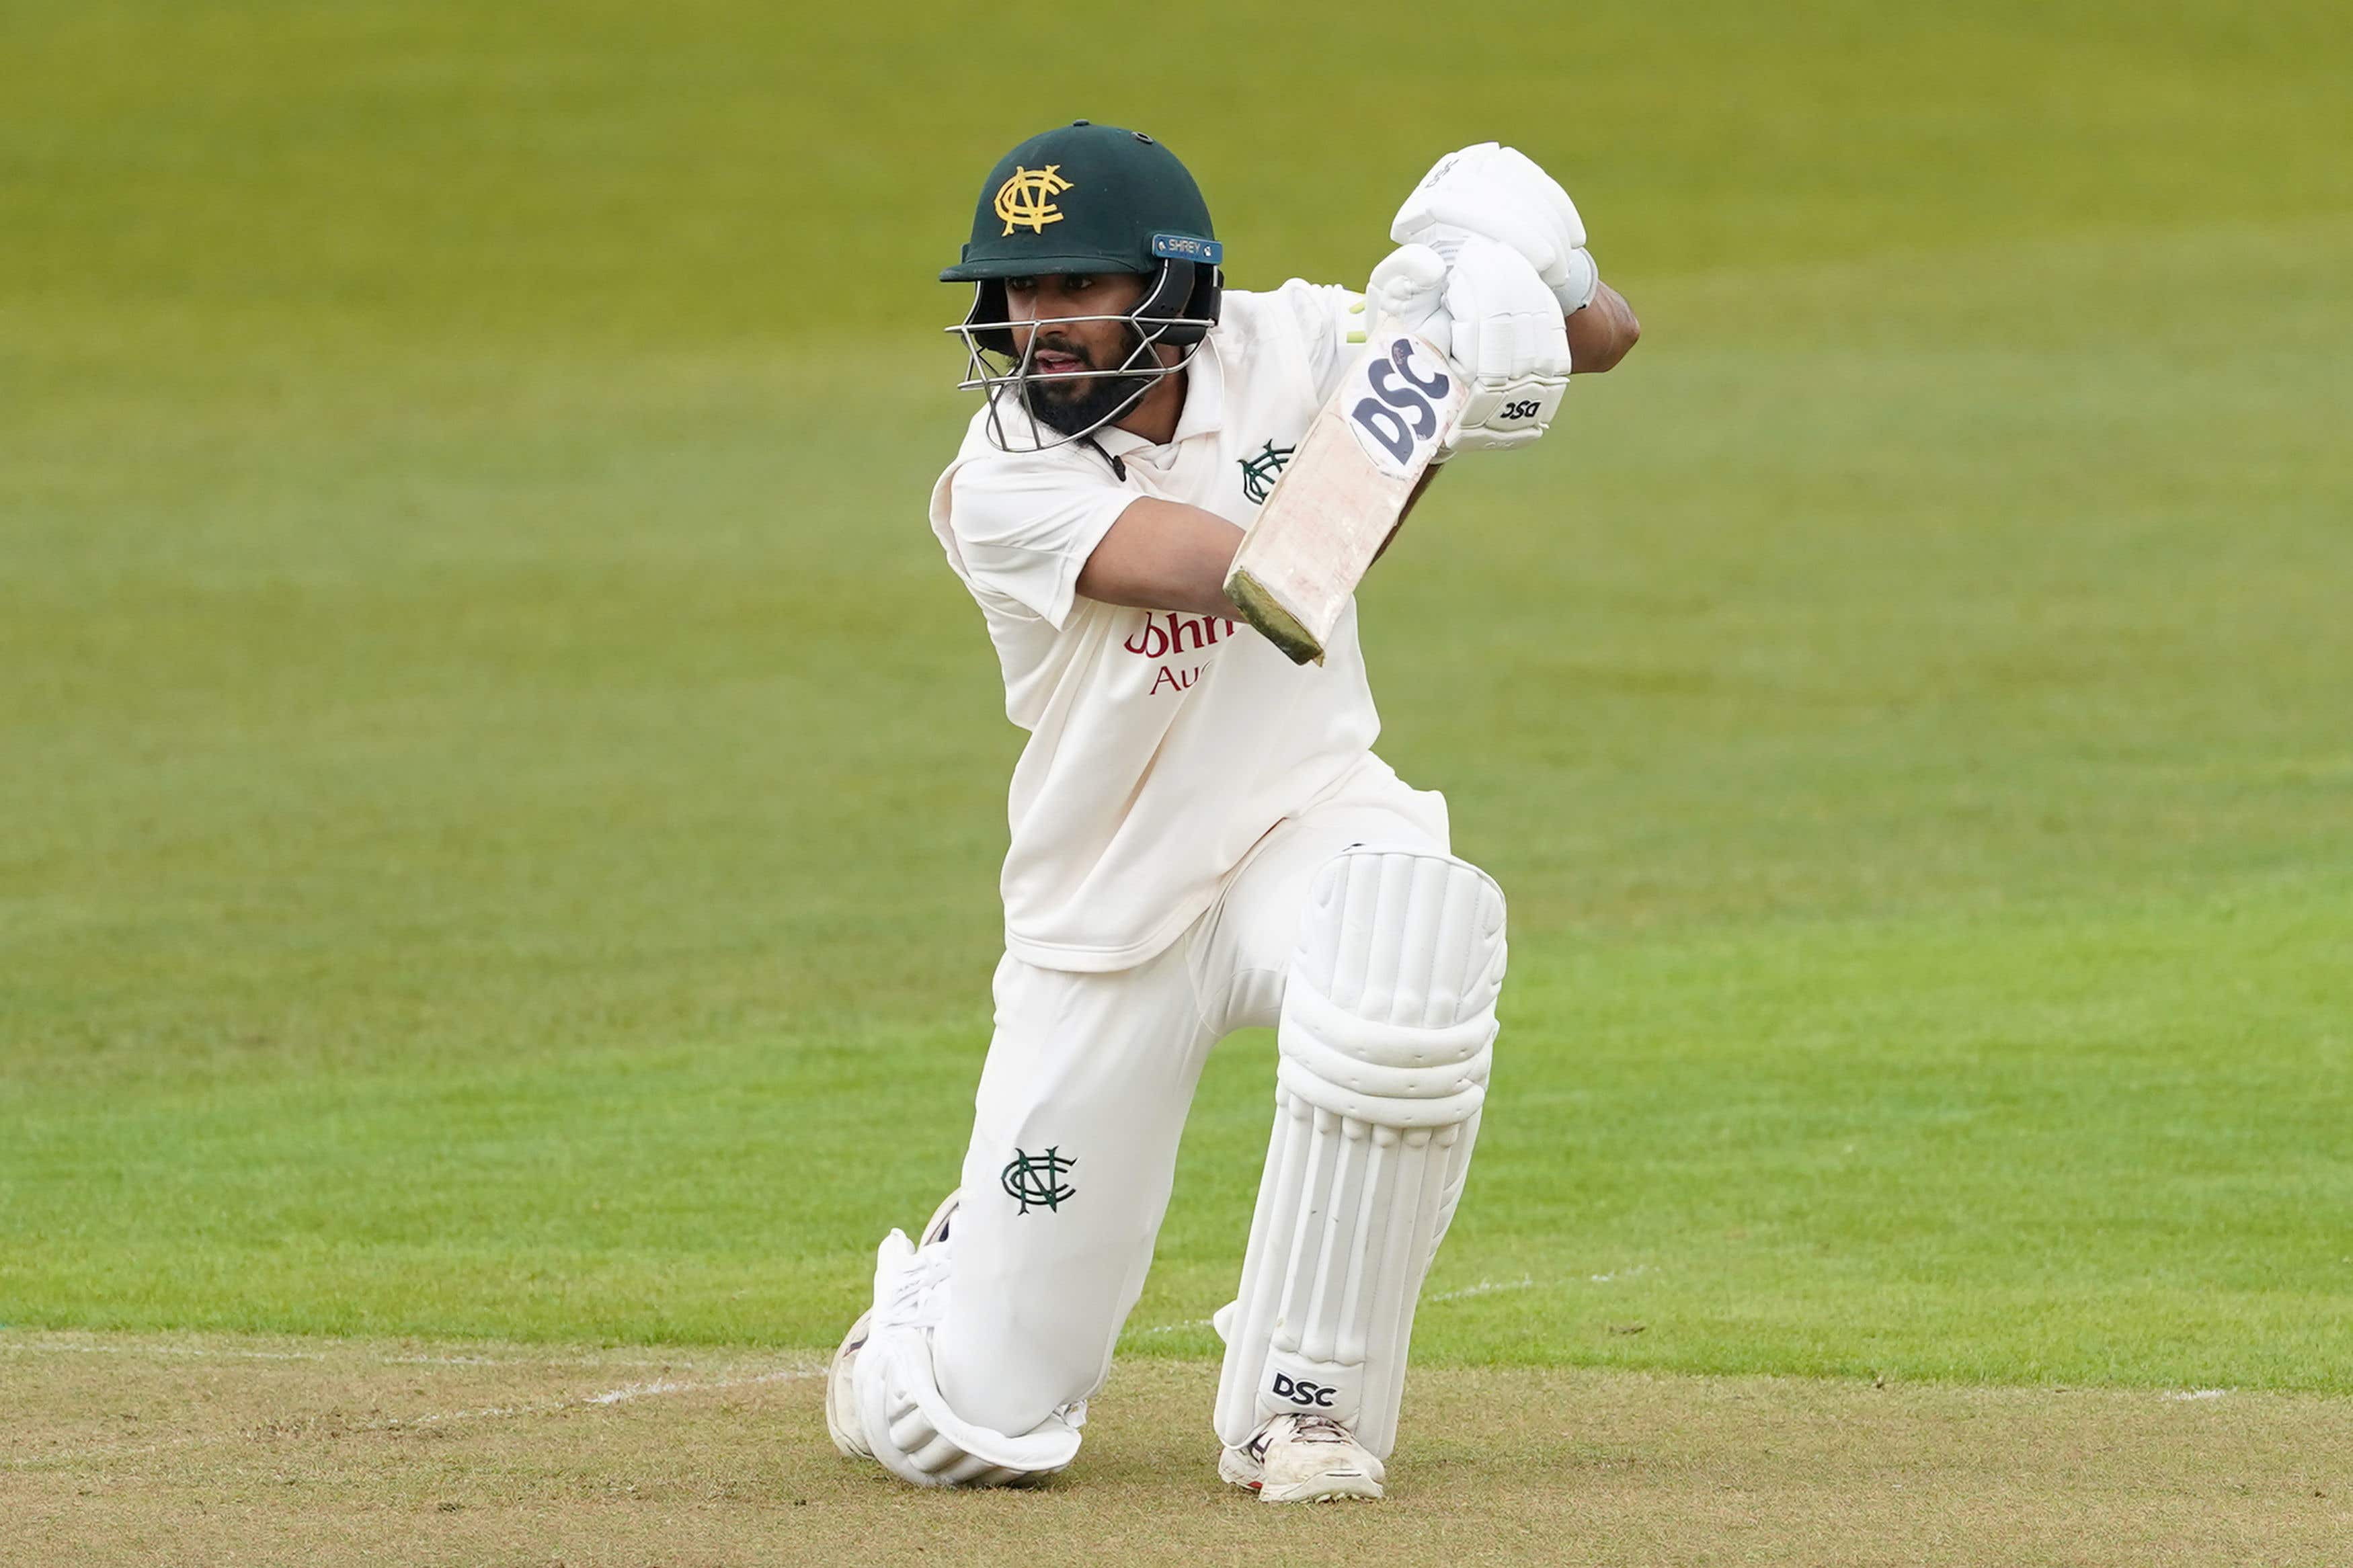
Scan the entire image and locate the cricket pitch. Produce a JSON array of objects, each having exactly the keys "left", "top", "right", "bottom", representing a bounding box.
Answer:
[{"left": 5, "top": 1331, "right": 2346, "bottom": 1566}]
